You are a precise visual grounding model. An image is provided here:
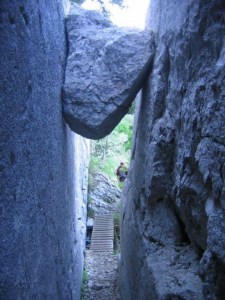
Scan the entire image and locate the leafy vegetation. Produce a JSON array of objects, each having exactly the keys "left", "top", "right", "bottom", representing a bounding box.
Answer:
[
  {"left": 89, "top": 114, "right": 133, "bottom": 183},
  {"left": 113, "top": 212, "right": 120, "bottom": 253},
  {"left": 80, "top": 269, "right": 88, "bottom": 299}
]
